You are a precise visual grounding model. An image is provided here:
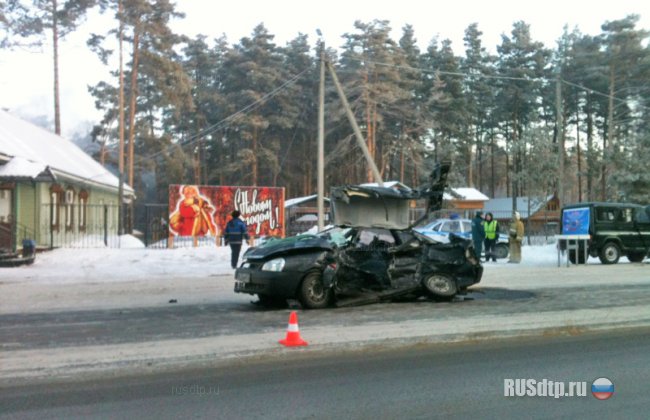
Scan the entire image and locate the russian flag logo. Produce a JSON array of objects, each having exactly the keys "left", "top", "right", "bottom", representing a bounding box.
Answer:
[{"left": 591, "top": 377, "right": 614, "bottom": 400}]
